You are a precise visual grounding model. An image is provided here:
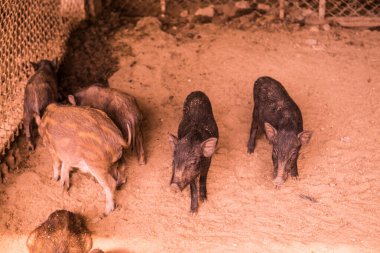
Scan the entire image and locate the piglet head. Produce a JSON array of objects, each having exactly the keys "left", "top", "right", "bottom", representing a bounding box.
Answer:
[
  {"left": 264, "top": 122, "right": 312, "bottom": 186},
  {"left": 168, "top": 133, "right": 217, "bottom": 191}
]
